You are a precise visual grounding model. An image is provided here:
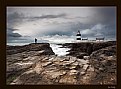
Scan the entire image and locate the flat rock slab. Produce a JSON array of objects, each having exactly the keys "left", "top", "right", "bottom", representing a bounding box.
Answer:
[
  {"left": 59, "top": 75, "right": 77, "bottom": 84},
  {"left": 83, "top": 64, "right": 89, "bottom": 70}
]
